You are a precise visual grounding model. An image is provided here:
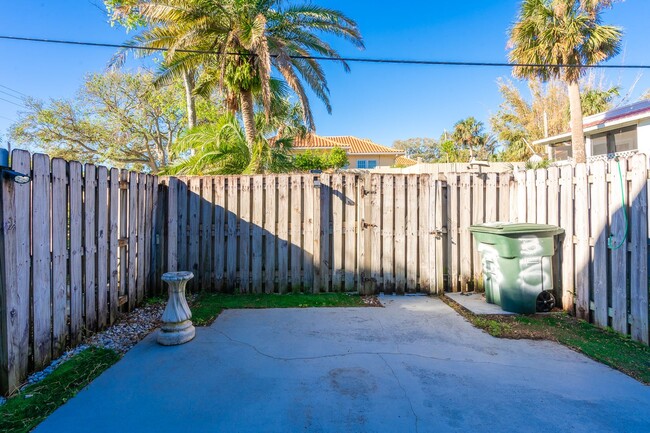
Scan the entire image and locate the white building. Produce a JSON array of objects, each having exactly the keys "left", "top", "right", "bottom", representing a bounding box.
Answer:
[{"left": 534, "top": 100, "right": 650, "bottom": 162}]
